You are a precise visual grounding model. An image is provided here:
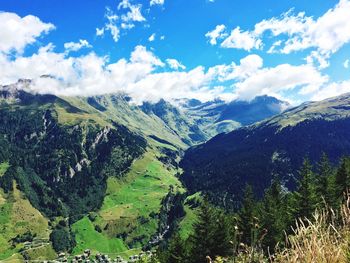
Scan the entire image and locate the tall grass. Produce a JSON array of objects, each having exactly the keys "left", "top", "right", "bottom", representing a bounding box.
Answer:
[
  {"left": 274, "top": 197, "right": 350, "bottom": 263},
  {"left": 213, "top": 197, "right": 350, "bottom": 263}
]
